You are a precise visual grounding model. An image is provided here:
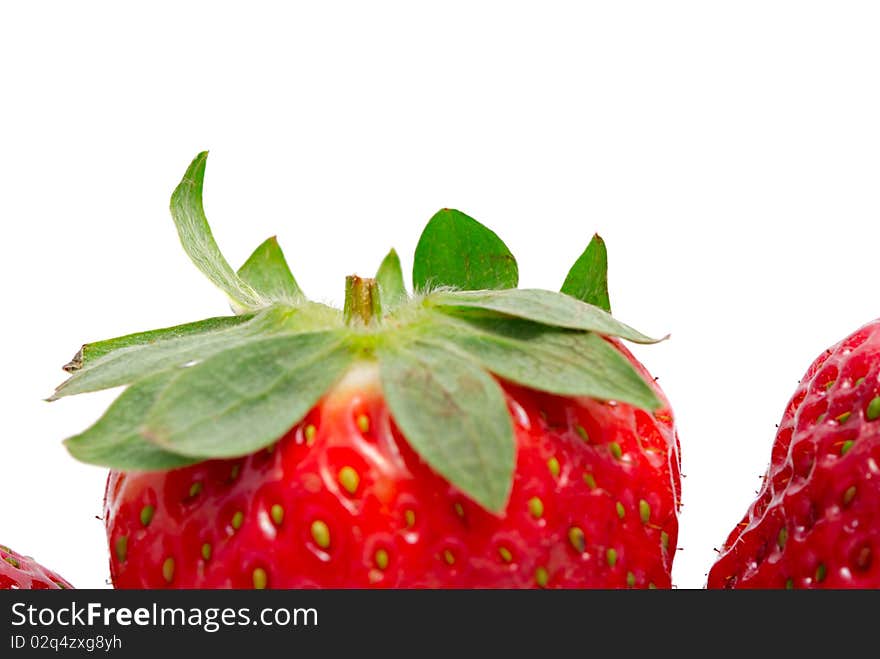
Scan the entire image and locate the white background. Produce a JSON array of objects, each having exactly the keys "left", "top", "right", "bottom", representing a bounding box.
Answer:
[{"left": 2, "top": 2, "right": 879, "bottom": 590}]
